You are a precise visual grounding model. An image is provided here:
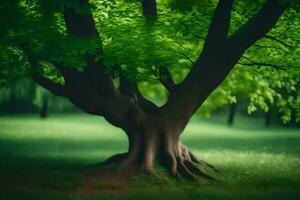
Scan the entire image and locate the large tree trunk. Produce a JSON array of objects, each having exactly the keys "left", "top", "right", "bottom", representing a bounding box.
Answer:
[{"left": 101, "top": 112, "right": 218, "bottom": 181}]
